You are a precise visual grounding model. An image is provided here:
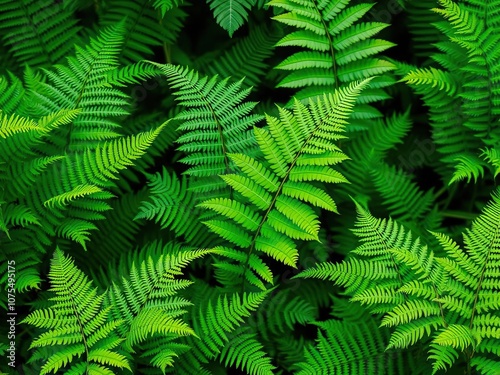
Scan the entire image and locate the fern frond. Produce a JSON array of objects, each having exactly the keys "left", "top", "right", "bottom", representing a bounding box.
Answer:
[
  {"left": 22, "top": 248, "right": 131, "bottom": 374},
  {"left": 449, "top": 153, "right": 486, "bottom": 184},
  {"left": 297, "top": 188, "right": 500, "bottom": 372},
  {"left": 200, "top": 80, "right": 369, "bottom": 288},
  {"left": 104, "top": 246, "right": 213, "bottom": 370},
  {"left": 207, "top": 0, "right": 257, "bottom": 37},
  {"left": 270, "top": 0, "right": 396, "bottom": 107},
  {"left": 28, "top": 20, "right": 130, "bottom": 150},
  {"left": 219, "top": 328, "right": 275, "bottom": 375},
  {"left": 0, "top": 71, "right": 28, "bottom": 115},
  {"left": 0, "top": 0, "right": 81, "bottom": 70},
  {"left": 154, "top": 63, "right": 261, "bottom": 198},
  {"left": 482, "top": 147, "right": 500, "bottom": 178}
]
